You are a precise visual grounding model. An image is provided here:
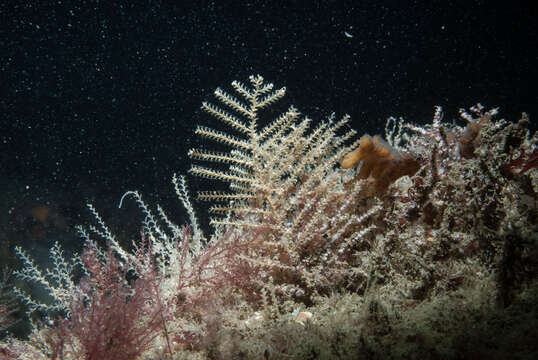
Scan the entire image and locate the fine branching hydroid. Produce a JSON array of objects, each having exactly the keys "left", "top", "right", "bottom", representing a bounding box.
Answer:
[{"left": 189, "top": 75, "right": 381, "bottom": 299}]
